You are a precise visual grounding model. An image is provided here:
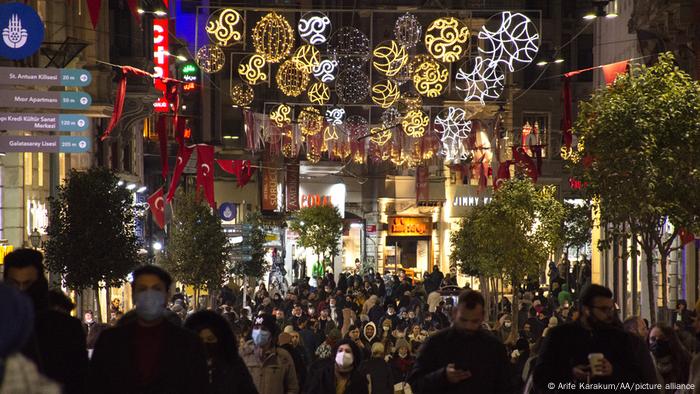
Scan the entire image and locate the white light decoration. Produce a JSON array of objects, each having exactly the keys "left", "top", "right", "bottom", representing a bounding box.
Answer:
[
  {"left": 434, "top": 106, "right": 472, "bottom": 161},
  {"left": 478, "top": 11, "right": 540, "bottom": 72},
  {"left": 394, "top": 13, "right": 422, "bottom": 49},
  {"left": 371, "top": 79, "right": 400, "bottom": 109},
  {"left": 325, "top": 107, "right": 346, "bottom": 126},
  {"left": 328, "top": 27, "right": 370, "bottom": 70},
  {"left": 238, "top": 54, "right": 268, "bottom": 85},
  {"left": 344, "top": 115, "right": 368, "bottom": 137},
  {"left": 381, "top": 107, "right": 402, "bottom": 129},
  {"left": 196, "top": 45, "right": 226, "bottom": 73},
  {"left": 424, "top": 17, "right": 470, "bottom": 63},
  {"left": 455, "top": 56, "right": 505, "bottom": 105},
  {"left": 206, "top": 8, "right": 243, "bottom": 47},
  {"left": 298, "top": 11, "right": 332, "bottom": 46},
  {"left": 336, "top": 69, "right": 370, "bottom": 104},
  {"left": 372, "top": 40, "right": 408, "bottom": 77},
  {"left": 312, "top": 59, "right": 338, "bottom": 83}
]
